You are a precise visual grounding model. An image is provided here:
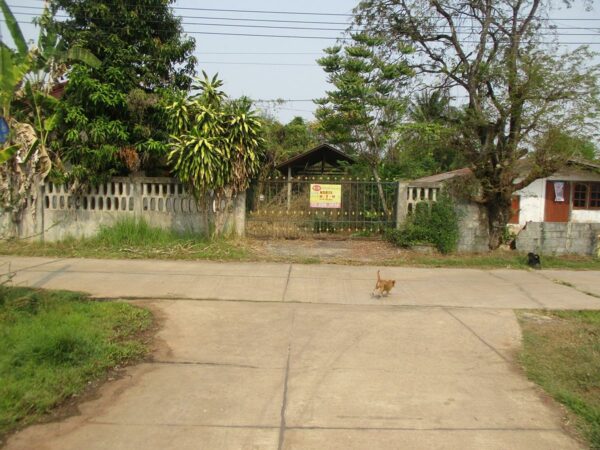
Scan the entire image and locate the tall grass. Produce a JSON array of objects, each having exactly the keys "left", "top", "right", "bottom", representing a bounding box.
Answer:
[
  {"left": 0, "top": 286, "right": 152, "bottom": 437},
  {"left": 92, "top": 217, "right": 193, "bottom": 247},
  {"left": 0, "top": 218, "right": 250, "bottom": 261}
]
